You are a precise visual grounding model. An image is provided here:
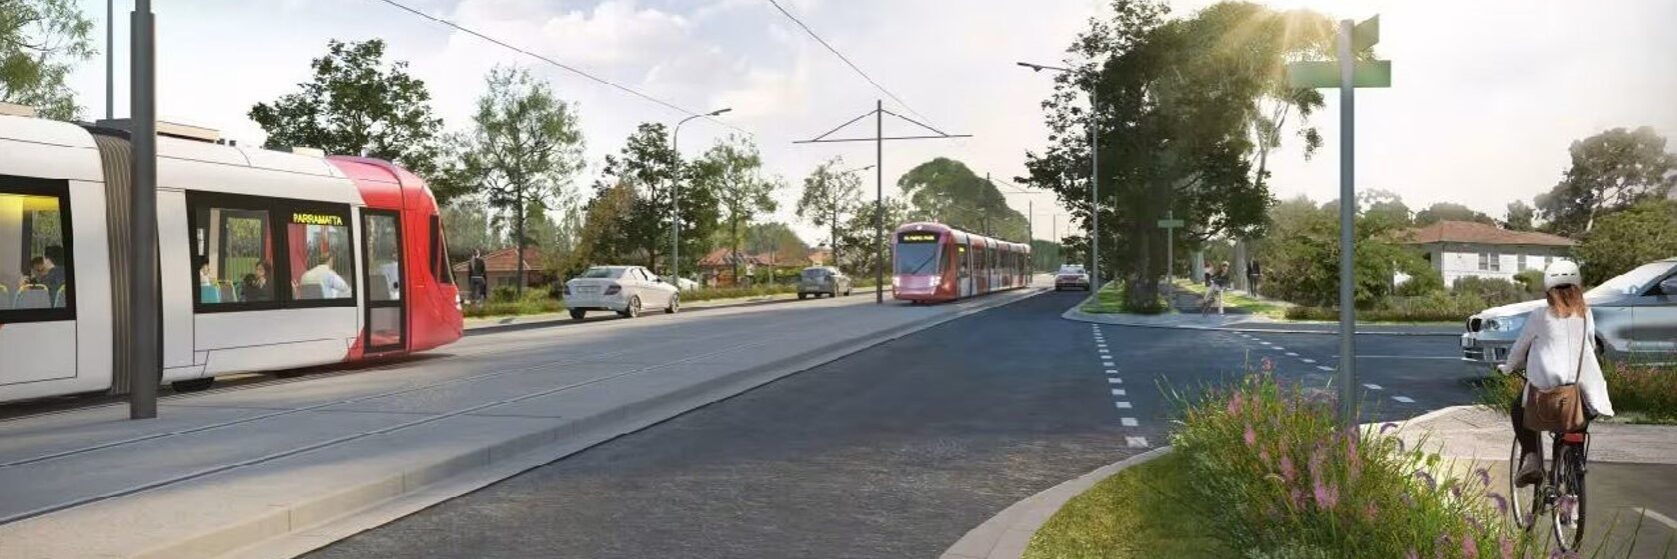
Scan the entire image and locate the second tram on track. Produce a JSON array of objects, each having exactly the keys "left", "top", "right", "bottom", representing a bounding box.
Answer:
[
  {"left": 0, "top": 110, "right": 463, "bottom": 404},
  {"left": 892, "top": 222, "right": 1031, "bottom": 303}
]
